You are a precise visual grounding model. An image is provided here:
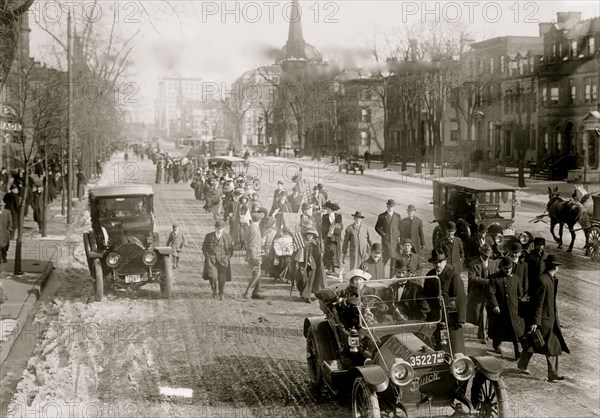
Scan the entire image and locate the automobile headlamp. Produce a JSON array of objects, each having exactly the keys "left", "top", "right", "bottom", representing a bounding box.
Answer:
[
  {"left": 519, "top": 232, "right": 533, "bottom": 245},
  {"left": 451, "top": 356, "right": 475, "bottom": 381},
  {"left": 143, "top": 250, "right": 157, "bottom": 266},
  {"left": 390, "top": 360, "right": 414, "bottom": 386},
  {"left": 494, "top": 235, "right": 503, "bottom": 245},
  {"left": 106, "top": 252, "right": 121, "bottom": 268}
]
